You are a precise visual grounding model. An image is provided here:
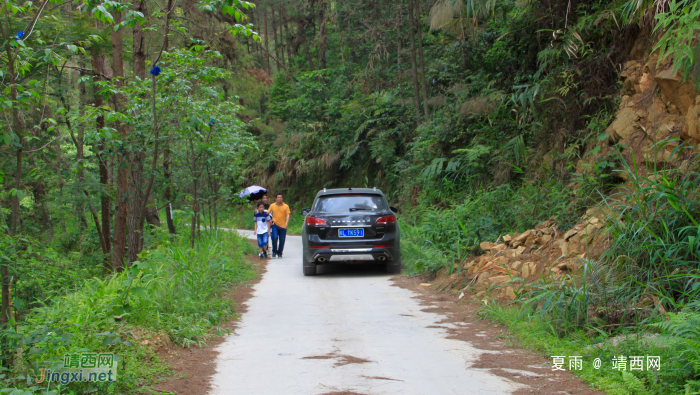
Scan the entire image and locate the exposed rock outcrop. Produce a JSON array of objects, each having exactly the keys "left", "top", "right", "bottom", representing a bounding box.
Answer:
[
  {"left": 429, "top": 208, "right": 611, "bottom": 301},
  {"left": 581, "top": 55, "right": 698, "bottom": 178}
]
